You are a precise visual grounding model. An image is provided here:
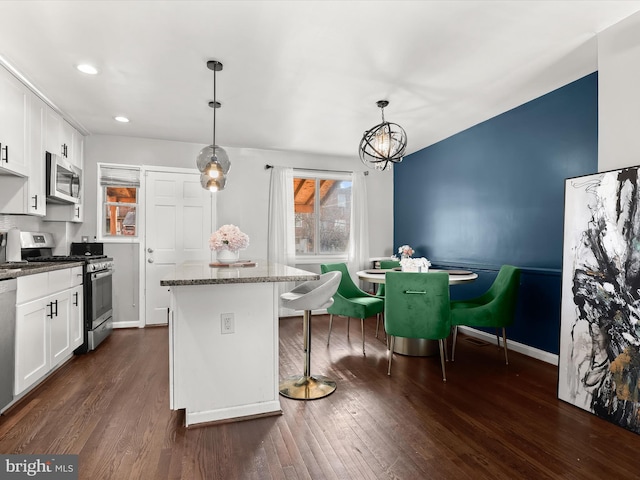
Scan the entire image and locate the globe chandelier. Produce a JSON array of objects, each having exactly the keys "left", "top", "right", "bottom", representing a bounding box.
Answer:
[
  {"left": 359, "top": 100, "right": 407, "bottom": 171},
  {"left": 197, "top": 60, "right": 230, "bottom": 192}
]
